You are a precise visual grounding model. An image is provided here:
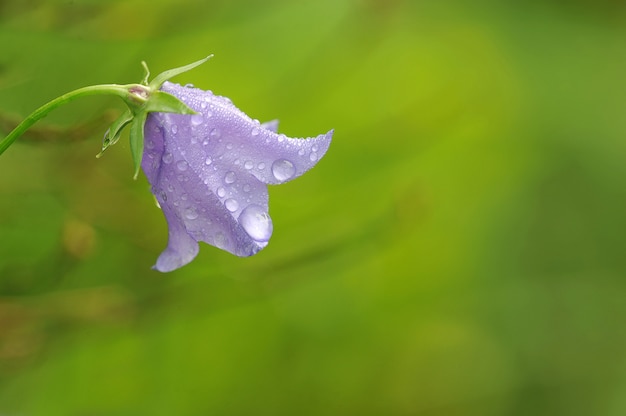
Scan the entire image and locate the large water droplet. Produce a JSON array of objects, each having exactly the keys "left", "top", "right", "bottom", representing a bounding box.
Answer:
[
  {"left": 225, "top": 198, "right": 239, "bottom": 212},
  {"left": 244, "top": 160, "right": 254, "bottom": 170},
  {"left": 239, "top": 204, "right": 273, "bottom": 242},
  {"left": 177, "top": 160, "right": 188, "bottom": 171},
  {"left": 224, "top": 171, "right": 236, "bottom": 184},
  {"left": 271, "top": 159, "right": 295, "bottom": 182},
  {"left": 185, "top": 207, "right": 198, "bottom": 220}
]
